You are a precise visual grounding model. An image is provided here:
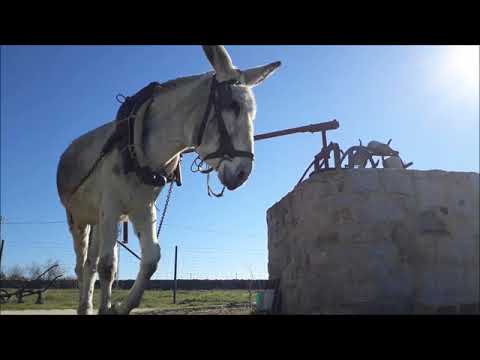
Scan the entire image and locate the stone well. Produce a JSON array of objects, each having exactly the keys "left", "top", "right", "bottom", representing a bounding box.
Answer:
[{"left": 267, "top": 169, "right": 479, "bottom": 314}]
